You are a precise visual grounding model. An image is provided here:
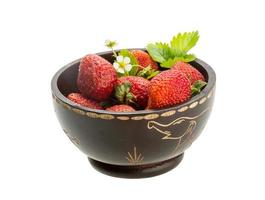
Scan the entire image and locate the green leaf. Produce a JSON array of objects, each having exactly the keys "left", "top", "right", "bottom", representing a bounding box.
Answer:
[
  {"left": 117, "top": 72, "right": 124, "bottom": 77},
  {"left": 183, "top": 54, "right": 196, "bottom": 62},
  {"left": 146, "top": 43, "right": 171, "bottom": 63},
  {"left": 146, "top": 31, "right": 199, "bottom": 69},
  {"left": 191, "top": 80, "right": 207, "bottom": 95},
  {"left": 119, "top": 49, "right": 138, "bottom": 65},
  {"left": 160, "top": 54, "right": 197, "bottom": 67},
  {"left": 170, "top": 31, "right": 199, "bottom": 55},
  {"left": 118, "top": 49, "right": 139, "bottom": 76},
  {"left": 129, "top": 65, "right": 138, "bottom": 76},
  {"left": 161, "top": 58, "right": 179, "bottom": 68}
]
